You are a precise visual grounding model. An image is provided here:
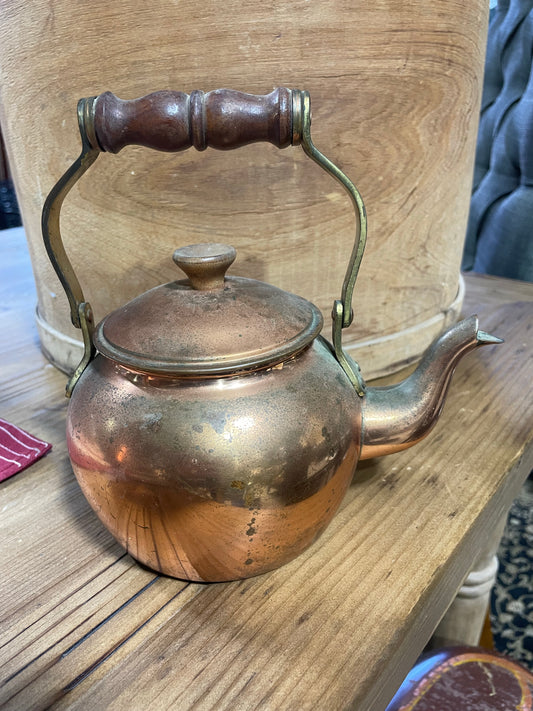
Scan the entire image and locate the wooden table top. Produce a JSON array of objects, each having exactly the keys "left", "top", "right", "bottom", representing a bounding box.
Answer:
[{"left": 1, "top": 227, "right": 532, "bottom": 711}]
